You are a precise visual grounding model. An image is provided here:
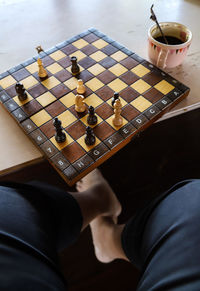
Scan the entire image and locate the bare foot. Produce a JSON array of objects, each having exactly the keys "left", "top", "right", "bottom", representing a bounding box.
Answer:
[
  {"left": 76, "top": 169, "right": 127, "bottom": 263},
  {"left": 76, "top": 169, "right": 121, "bottom": 218}
]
